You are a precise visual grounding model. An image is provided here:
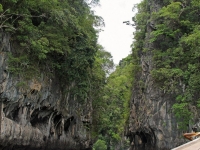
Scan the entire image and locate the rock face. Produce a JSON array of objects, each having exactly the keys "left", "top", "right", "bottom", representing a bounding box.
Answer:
[
  {"left": 128, "top": 0, "right": 188, "bottom": 149},
  {"left": 0, "top": 32, "right": 92, "bottom": 149}
]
